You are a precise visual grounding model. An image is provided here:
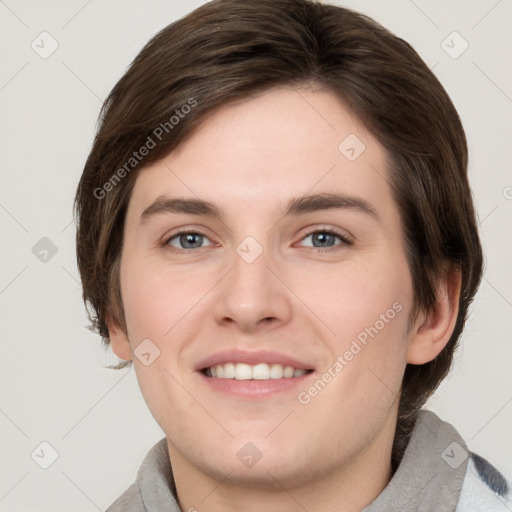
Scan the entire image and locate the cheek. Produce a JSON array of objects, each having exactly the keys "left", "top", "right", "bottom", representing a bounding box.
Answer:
[
  {"left": 119, "top": 257, "right": 202, "bottom": 428},
  {"left": 300, "top": 256, "right": 413, "bottom": 396},
  {"left": 120, "top": 256, "right": 204, "bottom": 342},
  {"left": 294, "top": 254, "right": 412, "bottom": 344}
]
